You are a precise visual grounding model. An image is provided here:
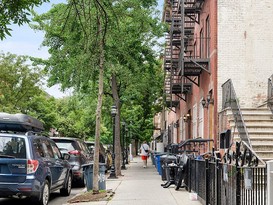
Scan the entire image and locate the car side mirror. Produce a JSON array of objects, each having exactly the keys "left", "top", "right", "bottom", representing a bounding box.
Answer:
[{"left": 62, "top": 153, "right": 70, "bottom": 160}]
